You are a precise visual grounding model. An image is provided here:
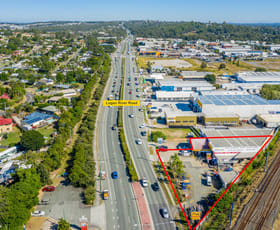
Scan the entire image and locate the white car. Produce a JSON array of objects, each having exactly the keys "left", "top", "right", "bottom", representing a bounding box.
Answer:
[
  {"left": 141, "top": 178, "right": 148, "bottom": 187},
  {"left": 129, "top": 114, "right": 134, "bottom": 118},
  {"left": 31, "top": 210, "right": 45, "bottom": 217},
  {"left": 179, "top": 150, "right": 192, "bottom": 157},
  {"left": 139, "top": 124, "right": 145, "bottom": 128},
  {"left": 136, "top": 139, "right": 143, "bottom": 145}
]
